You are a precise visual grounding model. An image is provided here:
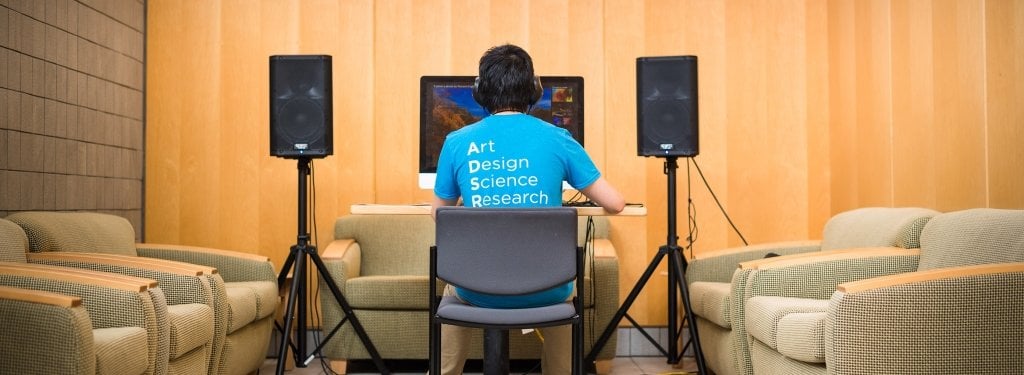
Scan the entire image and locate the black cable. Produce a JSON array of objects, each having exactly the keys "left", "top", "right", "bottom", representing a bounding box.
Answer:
[
  {"left": 690, "top": 158, "right": 748, "bottom": 246},
  {"left": 310, "top": 161, "right": 343, "bottom": 375},
  {"left": 585, "top": 216, "right": 596, "bottom": 357}
]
